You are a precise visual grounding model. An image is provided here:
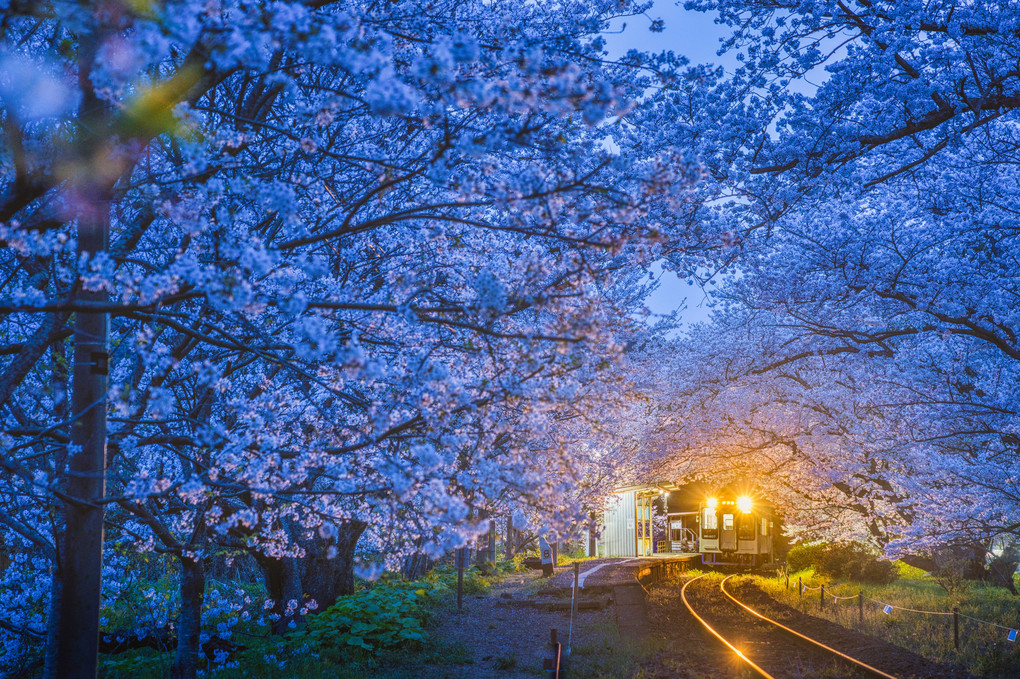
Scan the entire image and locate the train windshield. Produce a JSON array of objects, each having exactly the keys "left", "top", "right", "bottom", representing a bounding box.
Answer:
[
  {"left": 702, "top": 508, "right": 718, "bottom": 538},
  {"left": 737, "top": 515, "right": 755, "bottom": 541}
]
